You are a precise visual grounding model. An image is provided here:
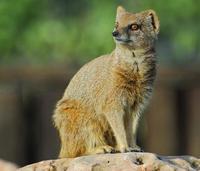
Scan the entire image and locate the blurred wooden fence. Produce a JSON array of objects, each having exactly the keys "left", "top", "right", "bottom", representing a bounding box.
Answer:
[{"left": 0, "top": 64, "right": 199, "bottom": 166}]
